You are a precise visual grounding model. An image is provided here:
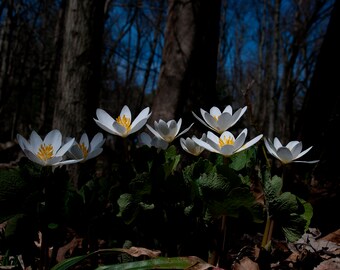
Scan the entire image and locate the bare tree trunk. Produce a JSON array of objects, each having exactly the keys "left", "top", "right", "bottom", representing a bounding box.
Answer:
[
  {"left": 151, "top": 0, "right": 221, "bottom": 124},
  {"left": 53, "top": 0, "right": 105, "bottom": 138},
  {"left": 297, "top": 0, "right": 340, "bottom": 183}
]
